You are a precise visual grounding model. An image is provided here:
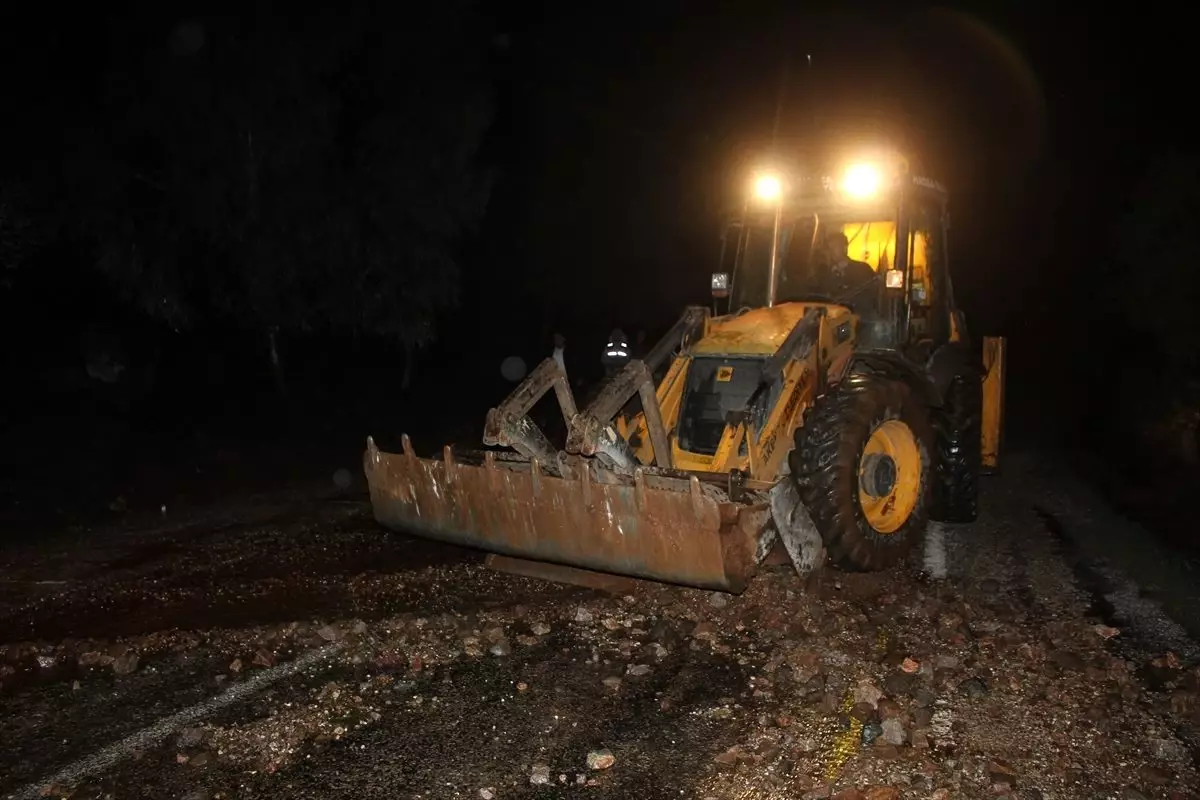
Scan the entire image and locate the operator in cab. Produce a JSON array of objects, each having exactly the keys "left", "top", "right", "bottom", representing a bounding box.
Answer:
[
  {"left": 778, "top": 228, "right": 880, "bottom": 317},
  {"left": 817, "top": 230, "right": 879, "bottom": 314}
]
